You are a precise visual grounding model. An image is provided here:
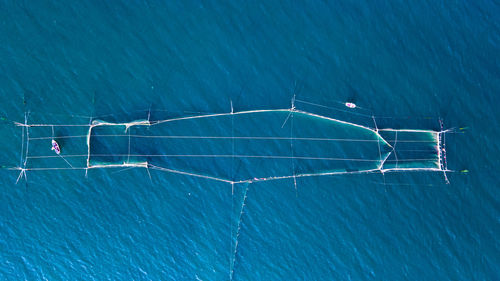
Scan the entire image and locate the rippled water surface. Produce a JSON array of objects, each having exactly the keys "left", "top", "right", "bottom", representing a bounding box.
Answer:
[{"left": 0, "top": 1, "right": 498, "bottom": 280}]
